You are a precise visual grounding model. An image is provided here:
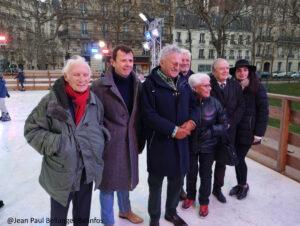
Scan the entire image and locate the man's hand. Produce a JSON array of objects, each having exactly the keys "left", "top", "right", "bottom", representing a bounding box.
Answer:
[
  {"left": 180, "top": 120, "right": 196, "bottom": 132},
  {"left": 175, "top": 127, "right": 190, "bottom": 139}
]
